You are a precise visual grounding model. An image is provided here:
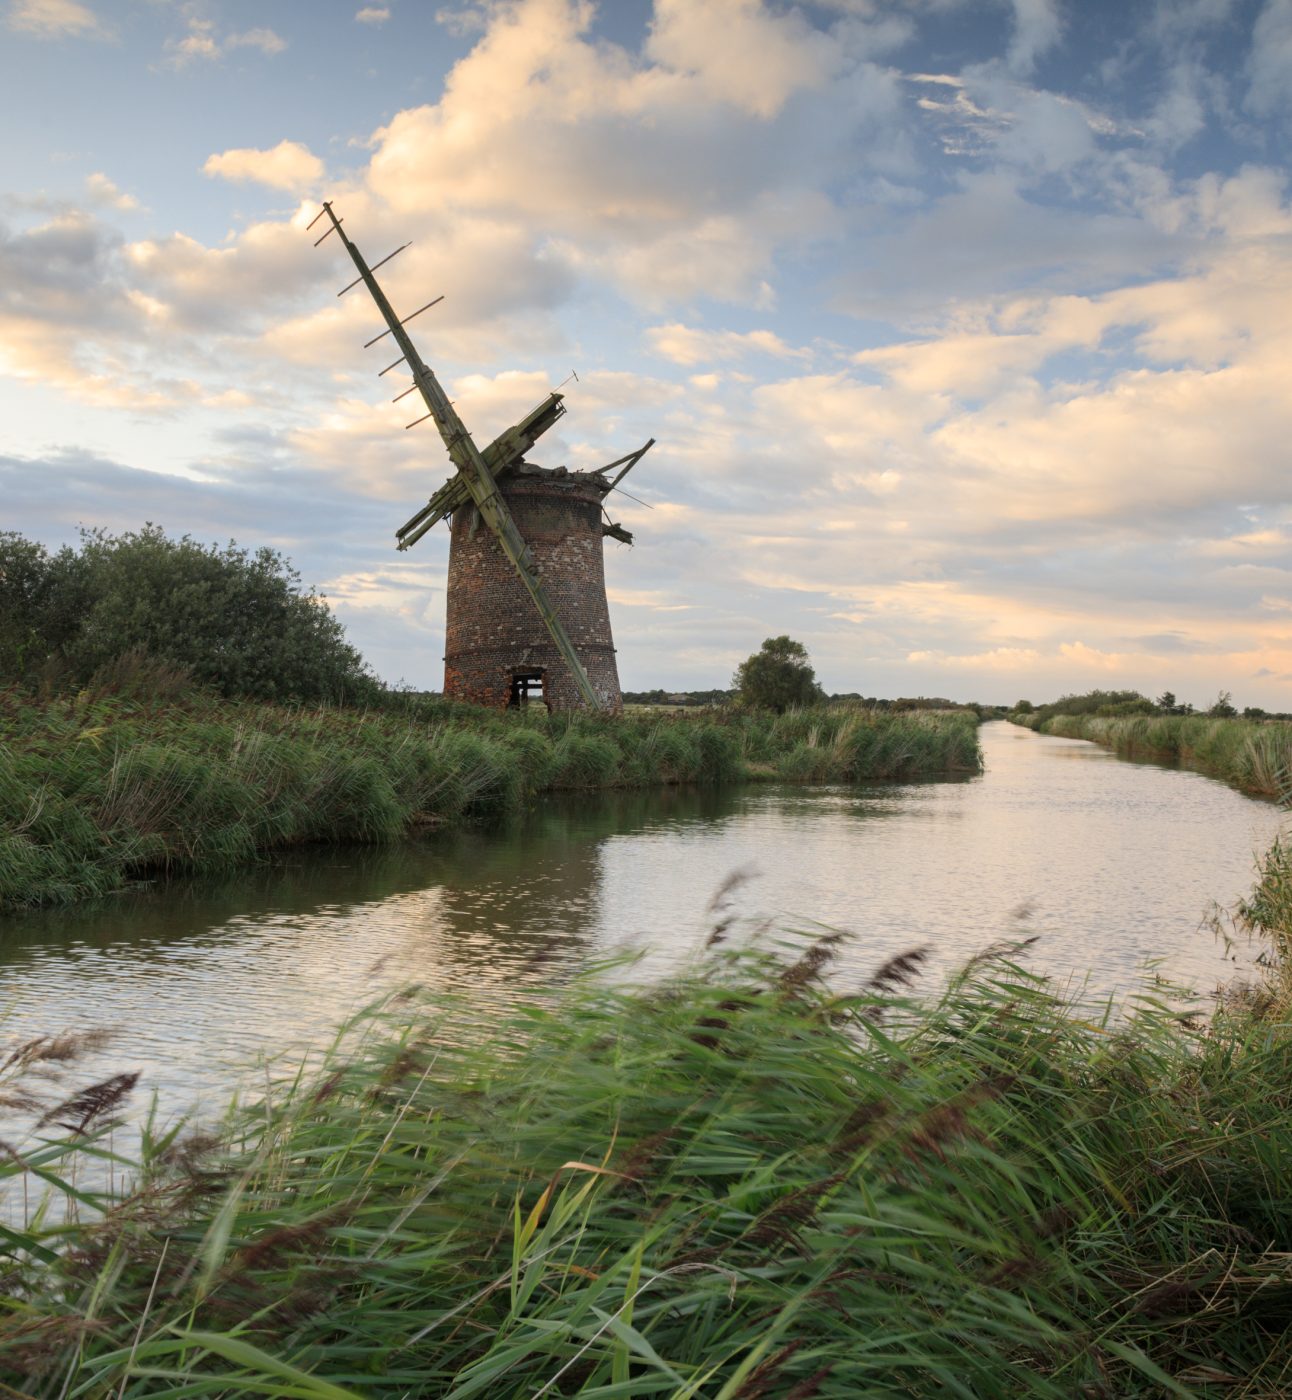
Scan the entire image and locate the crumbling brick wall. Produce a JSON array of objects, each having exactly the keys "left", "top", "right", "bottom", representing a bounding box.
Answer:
[{"left": 443, "top": 475, "right": 623, "bottom": 713}]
